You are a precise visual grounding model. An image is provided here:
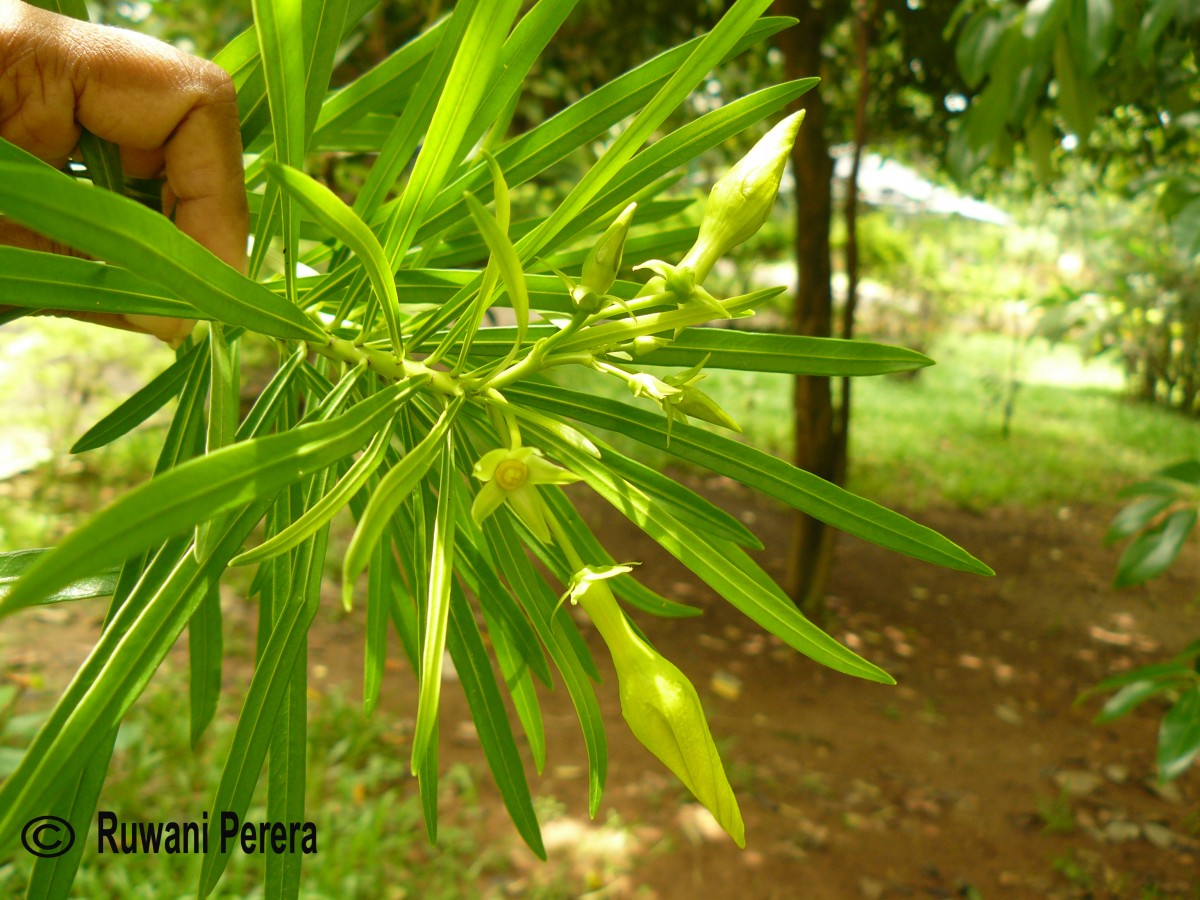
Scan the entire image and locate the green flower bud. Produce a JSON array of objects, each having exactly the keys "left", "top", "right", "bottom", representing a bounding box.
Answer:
[
  {"left": 672, "top": 386, "right": 742, "bottom": 433},
  {"left": 628, "top": 335, "right": 671, "bottom": 357},
  {"left": 660, "top": 356, "right": 740, "bottom": 431},
  {"left": 612, "top": 629, "right": 746, "bottom": 847},
  {"left": 581, "top": 202, "right": 637, "bottom": 298},
  {"left": 567, "top": 576, "right": 745, "bottom": 847},
  {"left": 681, "top": 110, "right": 806, "bottom": 282}
]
